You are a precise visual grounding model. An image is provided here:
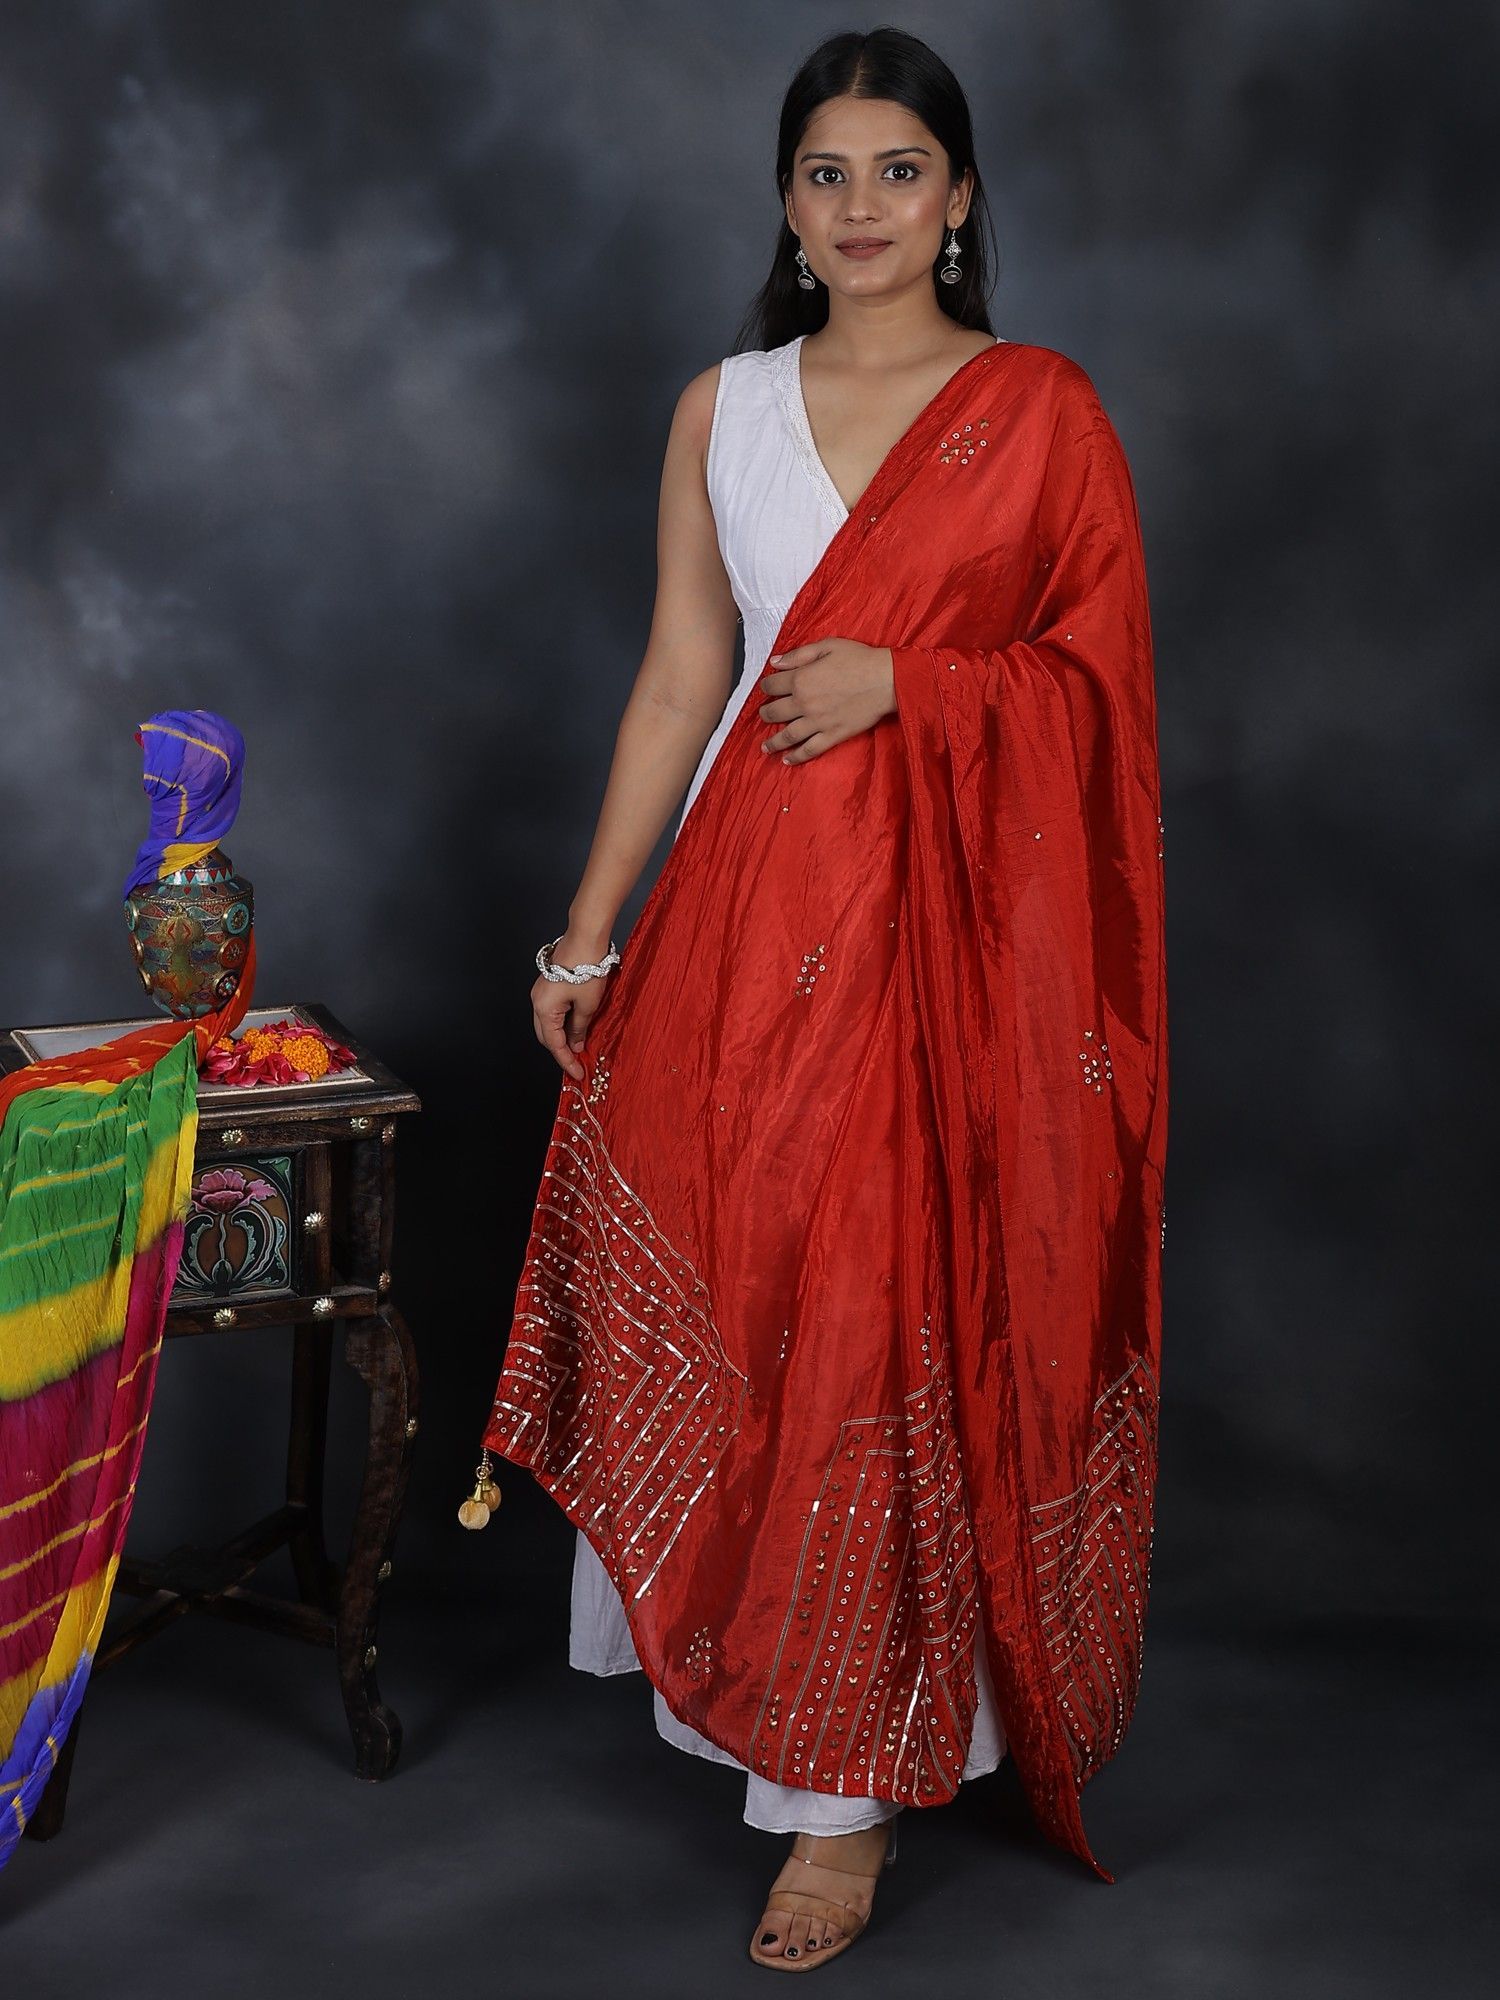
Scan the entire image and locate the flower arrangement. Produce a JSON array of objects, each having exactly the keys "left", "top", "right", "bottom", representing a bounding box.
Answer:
[{"left": 203, "top": 1015, "right": 357, "bottom": 1088}]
